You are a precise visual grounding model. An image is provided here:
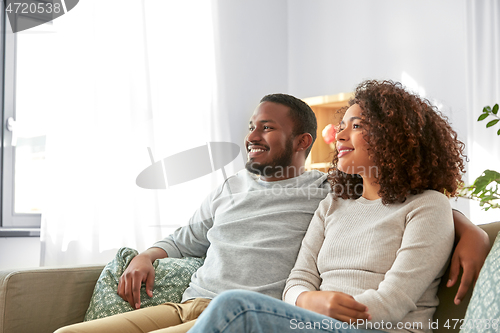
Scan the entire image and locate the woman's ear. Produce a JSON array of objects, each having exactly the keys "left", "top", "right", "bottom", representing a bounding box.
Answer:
[{"left": 295, "top": 133, "right": 313, "bottom": 153}]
